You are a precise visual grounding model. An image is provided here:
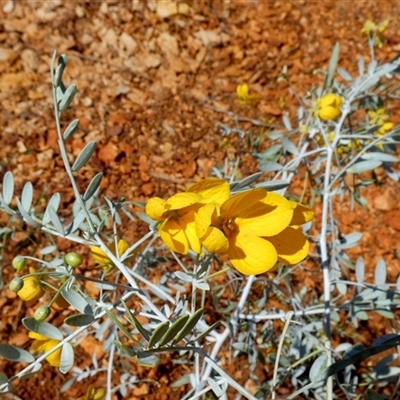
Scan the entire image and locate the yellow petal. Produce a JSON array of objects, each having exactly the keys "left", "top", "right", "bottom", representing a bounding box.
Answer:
[
  {"left": 90, "top": 246, "right": 110, "bottom": 266},
  {"left": 145, "top": 197, "right": 167, "bottom": 220},
  {"left": 179, "top": 209, "right": 202, "bottom": 254},
  {"left": 159, "top": 219, "right": 189, "bottom": 254},
  {"left": 228, "top": 232, "right": 278, "bottom": 275},
  {"left": 201, "top": 226, "right": 229, "bottom": 254},
  {"left": 267, "top": 226, "right": 310, "bottom": 265},
  {"left": 187, "top": 178, "right": 230, "bottom": 205},
  {"left": 220, "top": 188, "right": 267, "bottom": 218},
  {"left": 18, "top": 276, "right": 44, "bottom": 302},
  {"left": 43, "top": 340, "right": 62, "bottom": 367},
  {"left": 236, "top": 83, "right": 249, "bottom": 98},
  {"left": 235, "top": 191, "right": 293, "bottom": 236},
  {"left": 195, "top": 203, "right": 215, "bottom": 238},
  {"left": 29, "top": 332, "right": 49, "bottom": 341},
  {"left": 166, "top": 192, "right": 202, "bottom": 210},
  {"left": 116, "top": 239, "right": 129, "bottom": 257},
  {"left": 318, "top": 106, "right": 341, "bottom": 121},
  {"left": 289, "top": 201, "right": 314, "bottom": 225}
]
